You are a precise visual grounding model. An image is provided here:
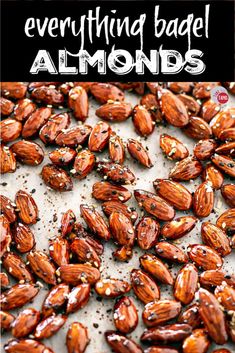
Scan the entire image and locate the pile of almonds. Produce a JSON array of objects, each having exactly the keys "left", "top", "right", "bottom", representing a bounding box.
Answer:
[{"left": 0, "top": 81, "right": 235, "bottom": 353}]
